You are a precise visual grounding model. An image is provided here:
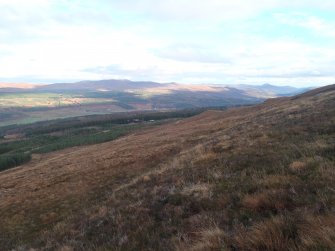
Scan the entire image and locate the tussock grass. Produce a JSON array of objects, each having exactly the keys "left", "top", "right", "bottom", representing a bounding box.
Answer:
[
  {"left": 234, "top": 214, "right": 335, "bottom": 251},
  {"left": 176, "top": 227, "right": 227, "bottom": 251}
]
